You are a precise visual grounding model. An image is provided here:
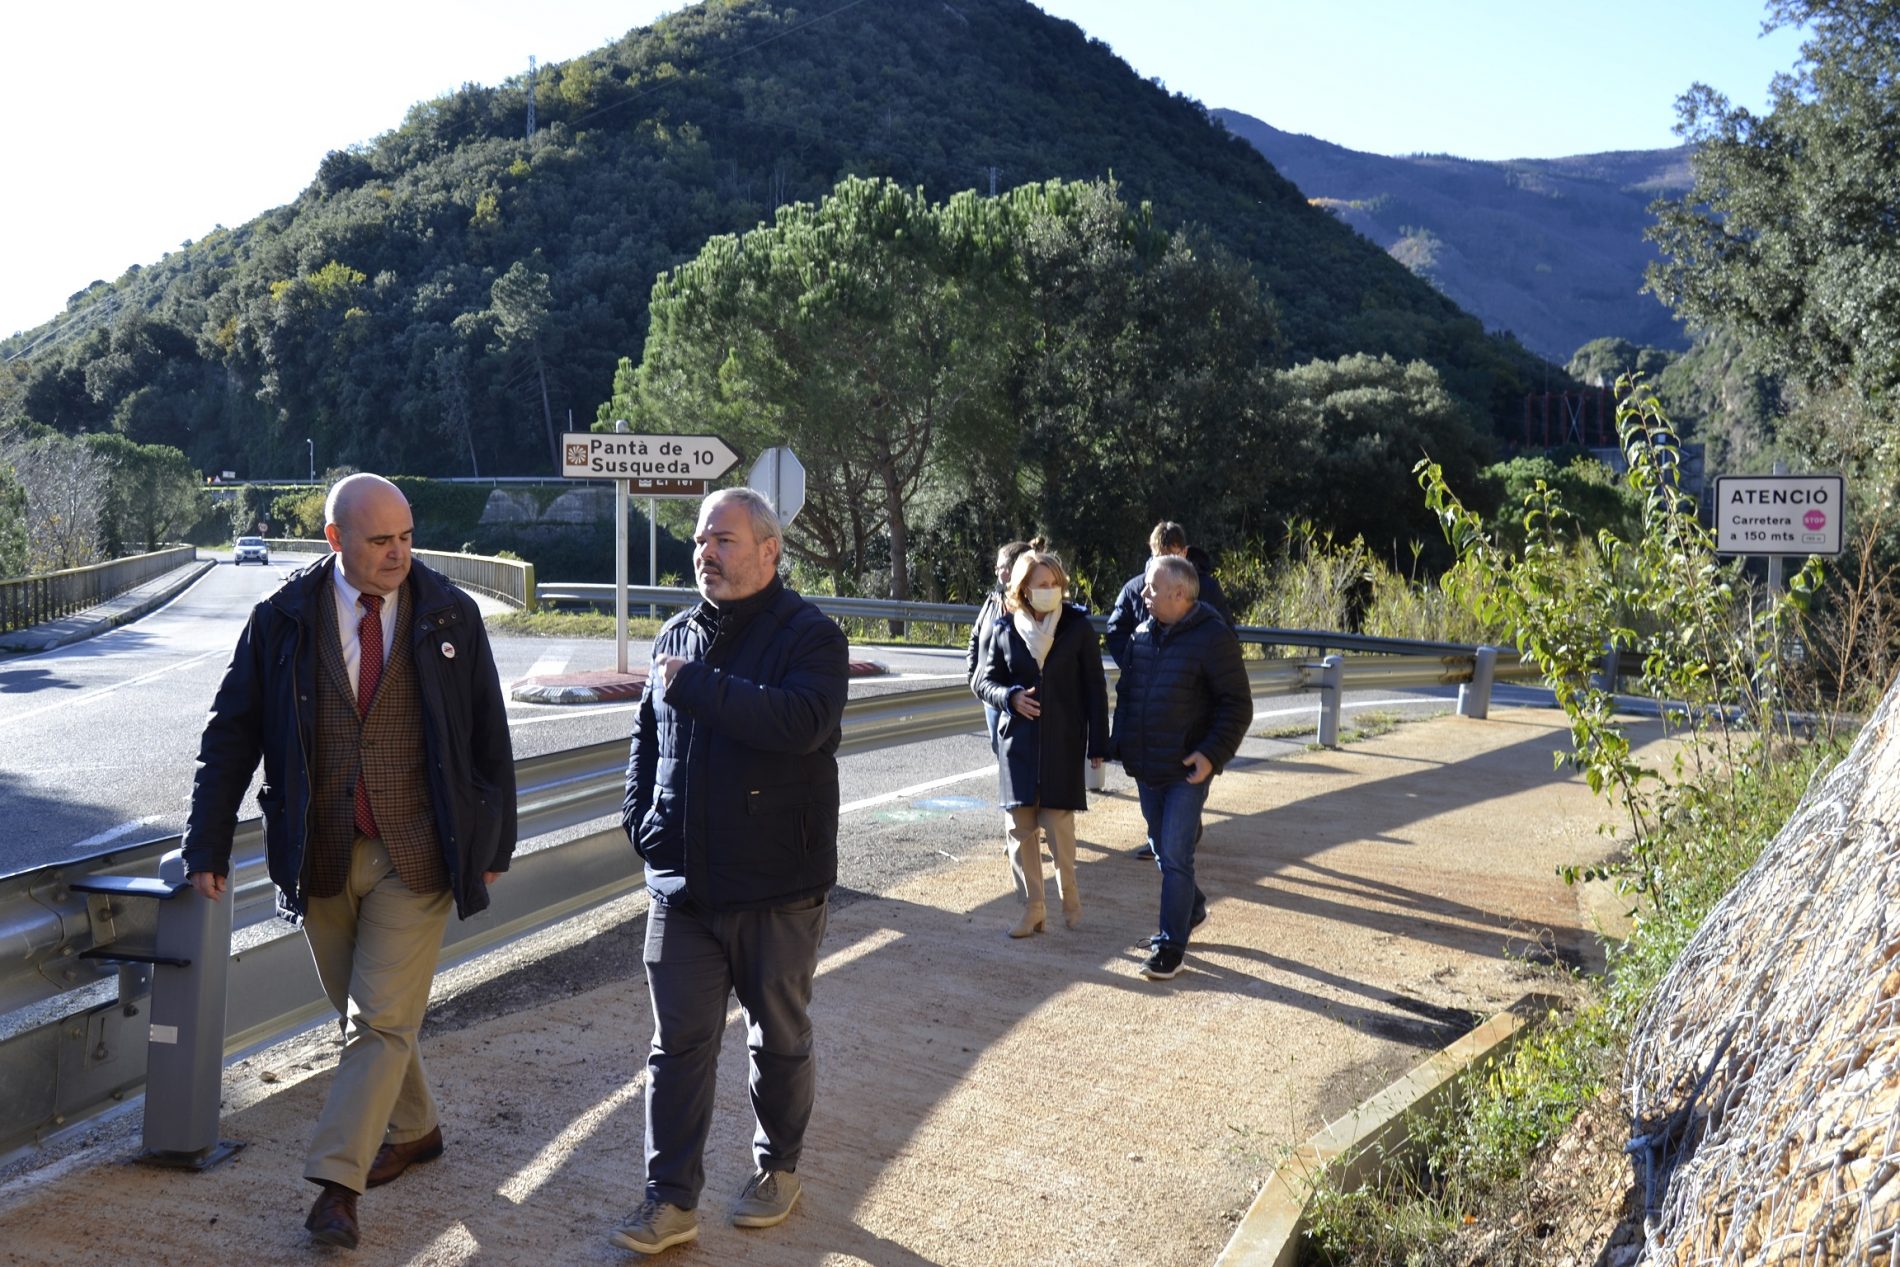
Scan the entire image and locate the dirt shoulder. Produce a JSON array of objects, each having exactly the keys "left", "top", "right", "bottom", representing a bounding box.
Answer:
[{"left": 0, "top": 706, "right": 1632, "bottom": 1266}]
